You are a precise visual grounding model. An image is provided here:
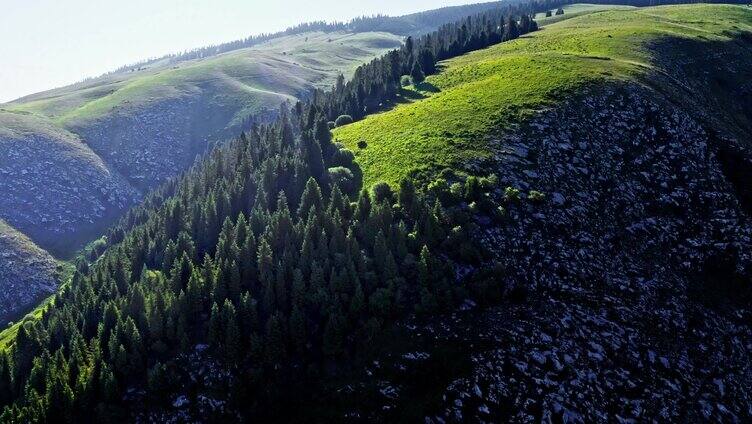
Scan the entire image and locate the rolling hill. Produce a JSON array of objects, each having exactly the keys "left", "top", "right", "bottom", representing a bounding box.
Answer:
[
  {"left": 0, "top": 2, "right": 513, "bottom": 261},
  {"left": 2, "top": 2, "right": 752, "bottom": 422},
  {"left": 333, "top": 4, "right": 752, "bottom": 187},
  {"left": 0, "top": 31, "right": 403, "bottom": 257},
  {"left": 327, "top": 4, "right": 752, "bottom": 421},
  {"left": 0, "top": 2, "right": 512, "bottom": 321}
]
